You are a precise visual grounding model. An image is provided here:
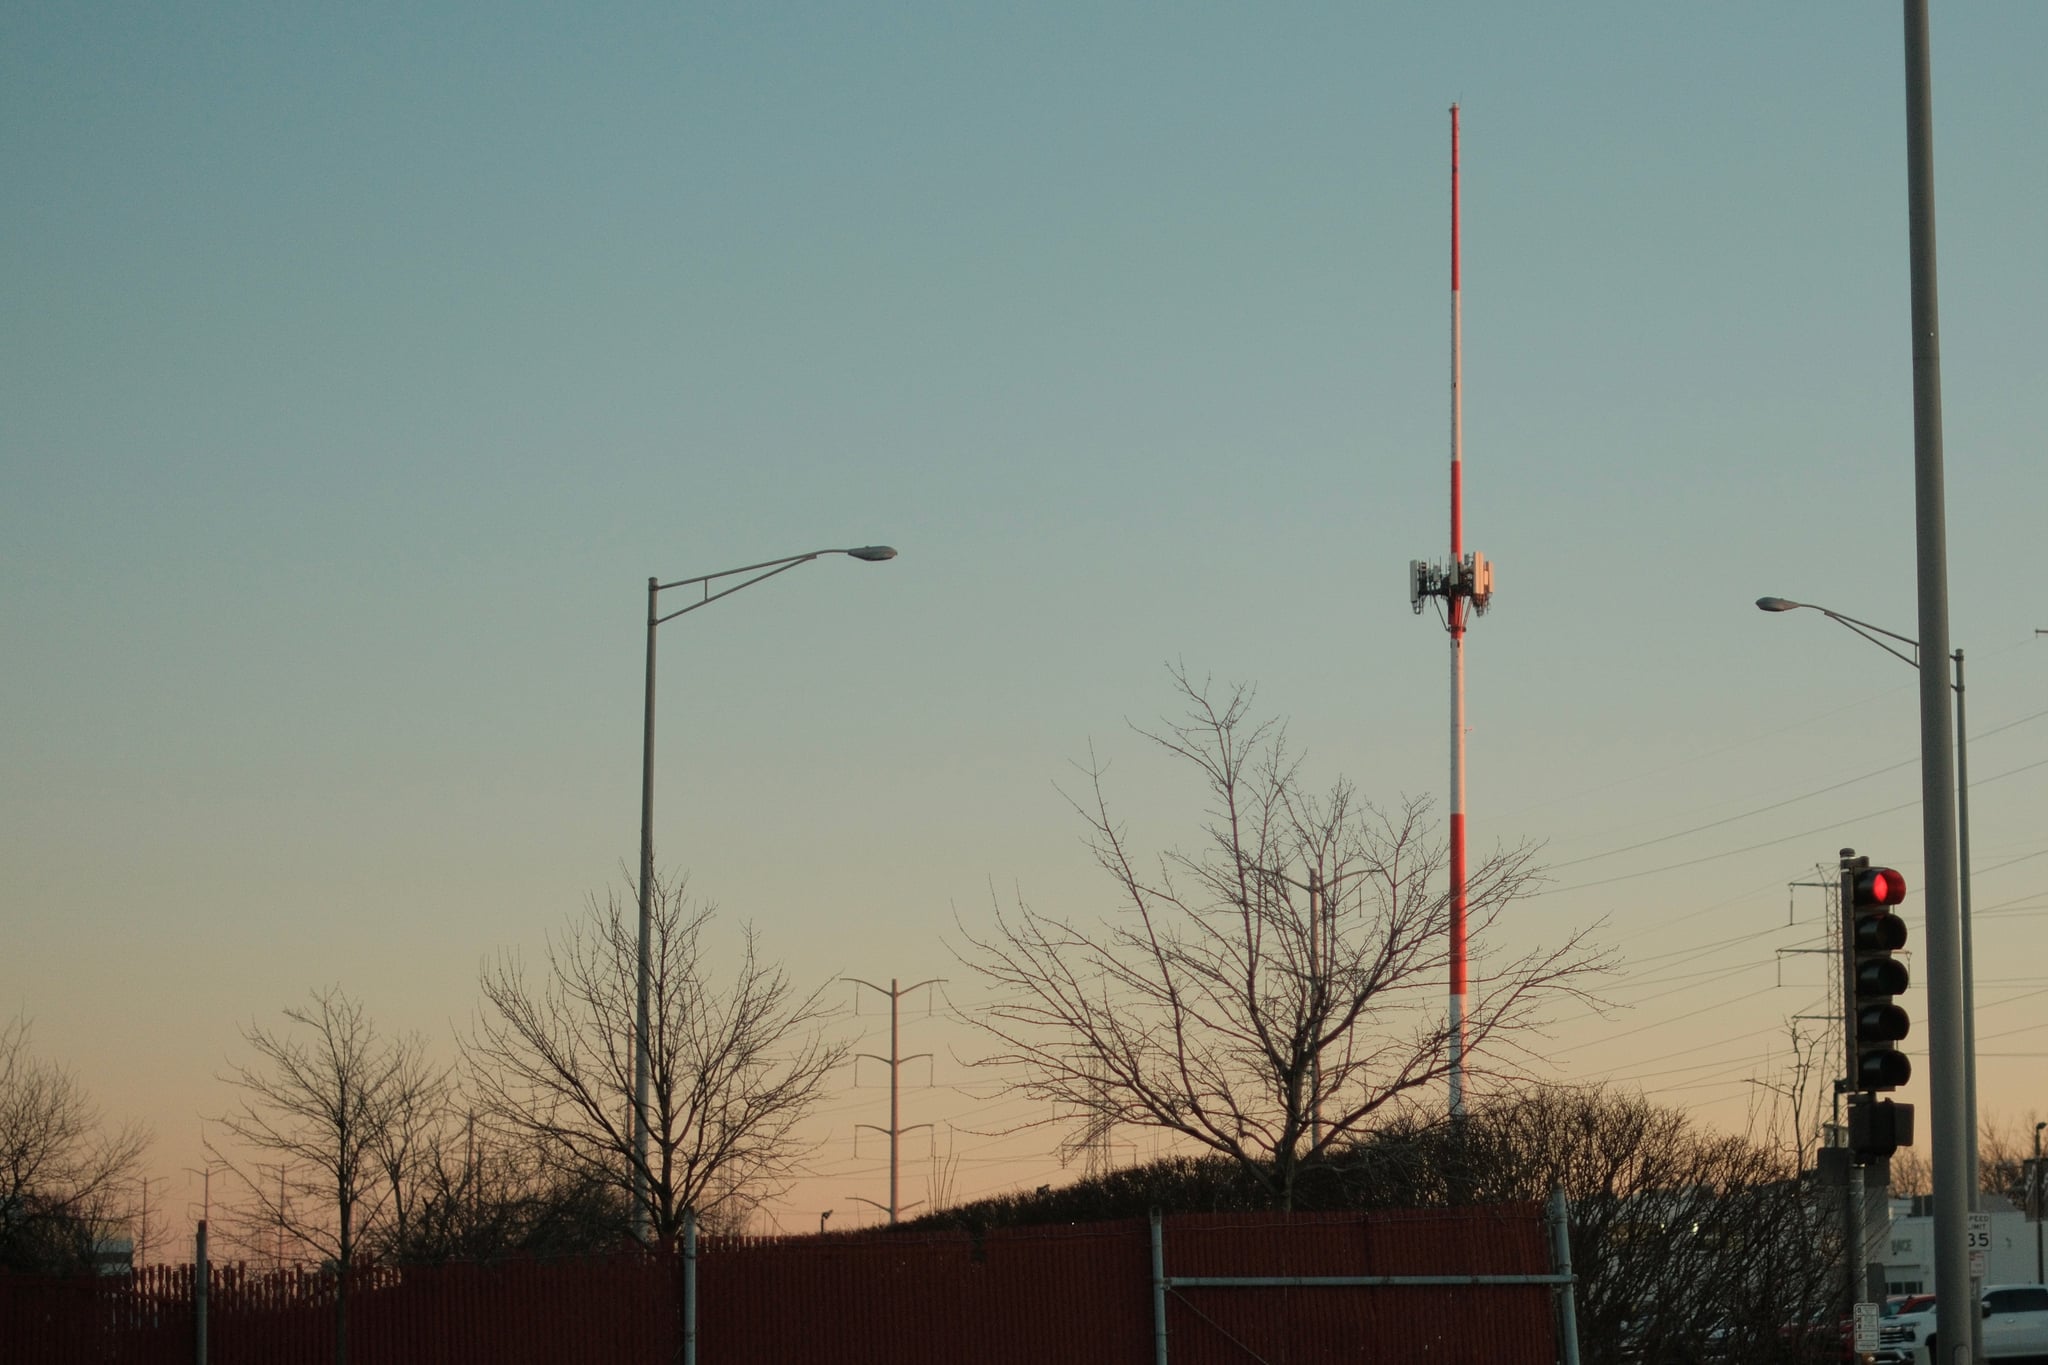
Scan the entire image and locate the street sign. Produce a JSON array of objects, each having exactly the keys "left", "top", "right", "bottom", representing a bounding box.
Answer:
[
  {"left": 1969, "top": 1211, "right": 1991, "bottom": 1278},
  {"left": 1853, "top": 1301, "right": 1880, "bottom": 1353}
]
